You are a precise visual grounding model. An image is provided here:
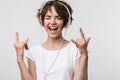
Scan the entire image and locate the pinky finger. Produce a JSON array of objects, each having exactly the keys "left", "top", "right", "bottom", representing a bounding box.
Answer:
[
  {"left": 24, "top": 38, "right": 29, "bottom": 44},
  {"left": 86, "top": 37, "right": 91, "bottom": 44}
]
